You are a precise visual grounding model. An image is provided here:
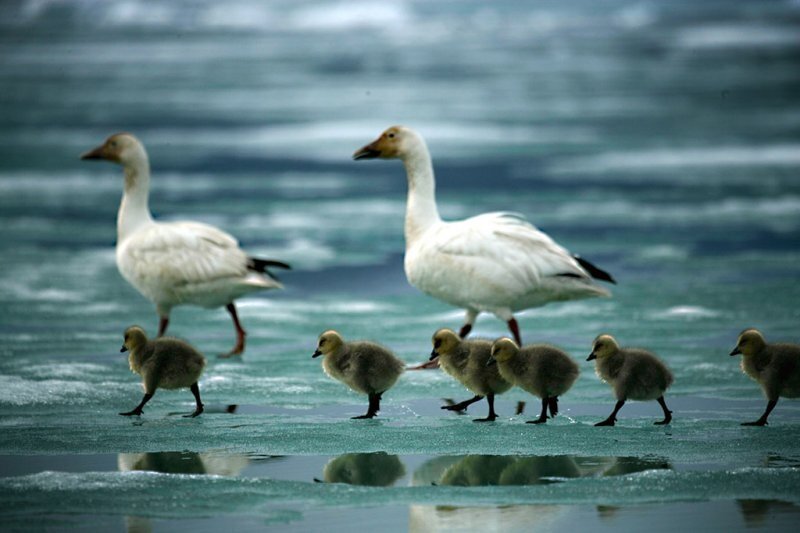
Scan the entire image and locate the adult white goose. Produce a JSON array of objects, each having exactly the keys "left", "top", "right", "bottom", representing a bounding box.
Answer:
[
  {"left": 81, "top": 133, "right": 290, "bottom": 356},
  {"left": 353, "top": 126, "right": 614, "bottom": 347}
]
